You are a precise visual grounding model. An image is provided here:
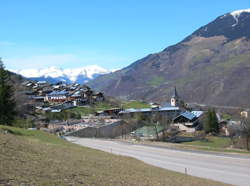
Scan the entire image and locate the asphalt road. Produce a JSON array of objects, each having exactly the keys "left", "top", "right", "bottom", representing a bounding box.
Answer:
[{"left": 66, "top": 137, "right": 250, "bottom": 186}]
